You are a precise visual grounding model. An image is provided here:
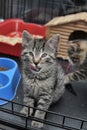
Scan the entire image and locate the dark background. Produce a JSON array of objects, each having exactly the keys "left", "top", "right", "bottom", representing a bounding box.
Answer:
[{"left": 0, "top": 0, "right": 87, "bottom": 24}]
